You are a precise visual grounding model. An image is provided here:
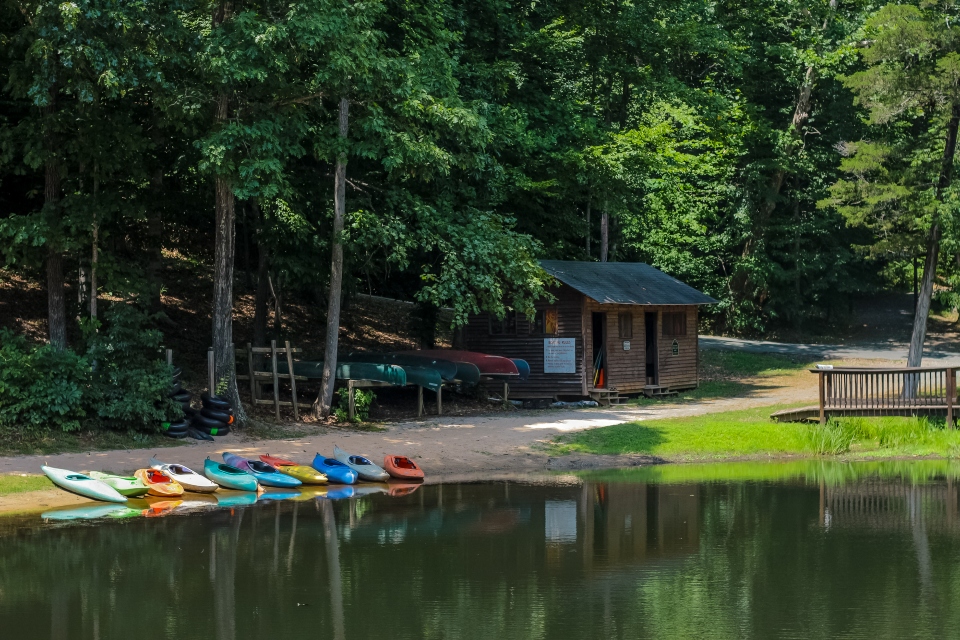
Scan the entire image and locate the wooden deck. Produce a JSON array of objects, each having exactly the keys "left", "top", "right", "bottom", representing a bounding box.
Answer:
[{"left": 771, "top": 366, "right": 958, "bottom": 426}]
